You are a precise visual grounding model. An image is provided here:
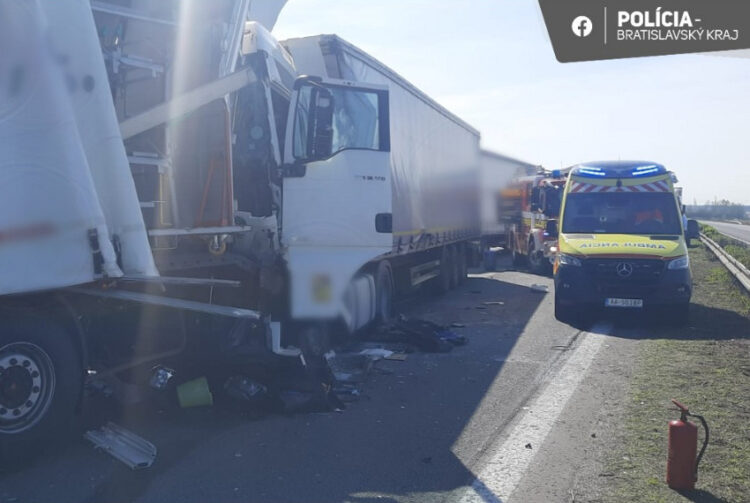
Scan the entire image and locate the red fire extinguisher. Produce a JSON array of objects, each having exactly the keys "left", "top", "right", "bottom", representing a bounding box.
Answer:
[{"left": 667, "top": 399, "right": 709, "bottom": 490}]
